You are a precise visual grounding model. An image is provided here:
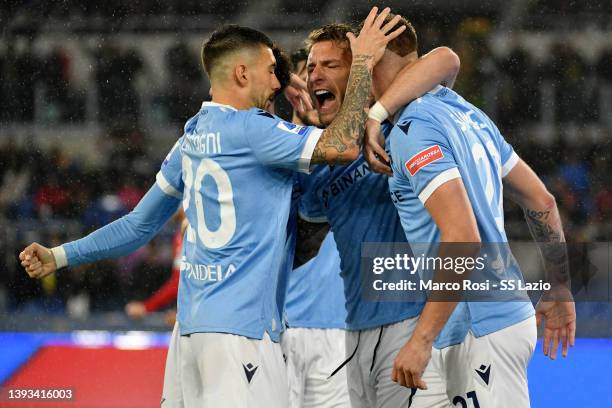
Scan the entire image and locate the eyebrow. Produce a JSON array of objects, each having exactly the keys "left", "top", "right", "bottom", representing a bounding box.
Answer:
[{"left": 307, "top": 58, "right": 341, "bottom": 69}]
